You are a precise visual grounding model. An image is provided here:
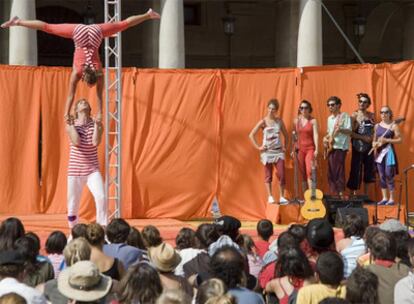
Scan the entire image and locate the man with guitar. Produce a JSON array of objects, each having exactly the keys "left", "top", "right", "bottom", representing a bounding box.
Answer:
[
  {"left": 323, "top": 96, "right": 352, "bottom": 196},
  {"left": 372, "top": 106, "right": 403, "bottom": 206},
  {"left": 347, "top": 93, "right": 376, "bottom": 195}
]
